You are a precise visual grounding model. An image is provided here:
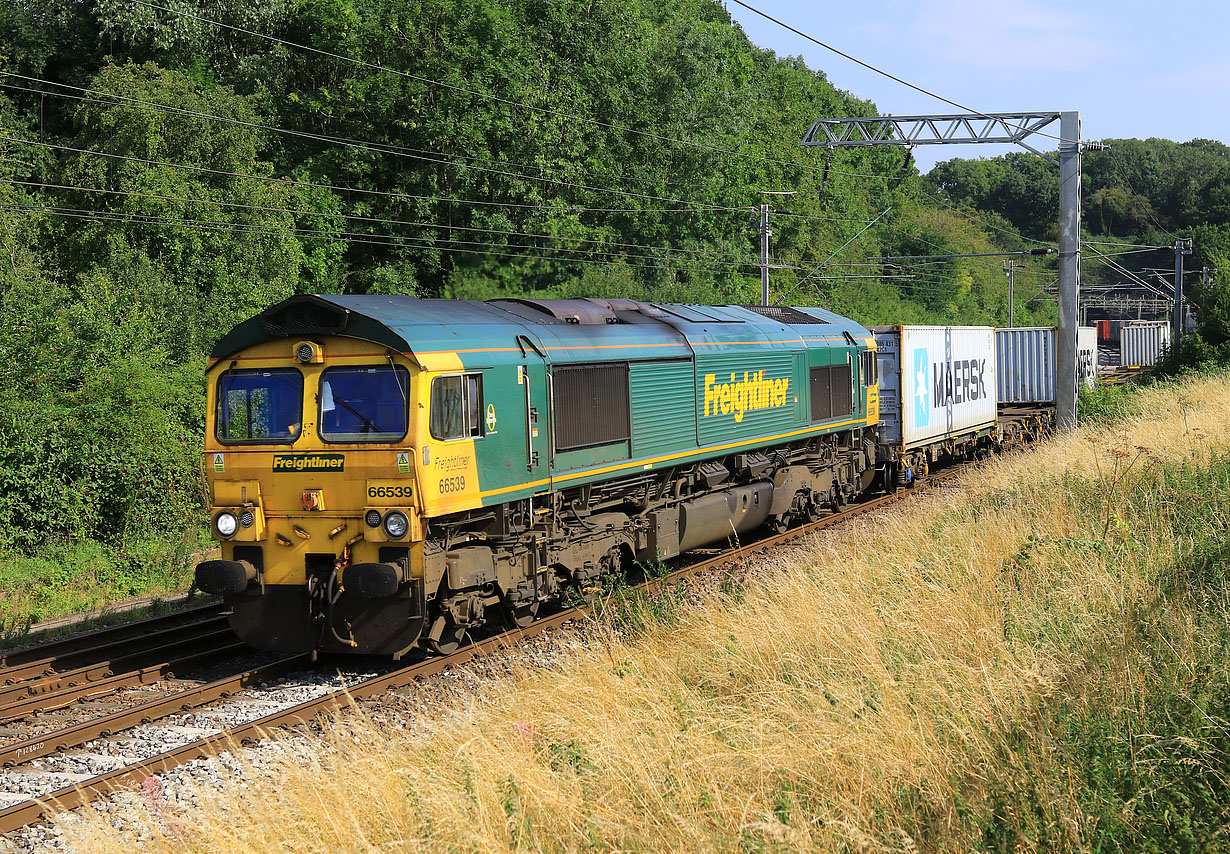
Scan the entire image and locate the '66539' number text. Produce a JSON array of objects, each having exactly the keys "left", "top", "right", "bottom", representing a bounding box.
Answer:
[
  {"left": 438, "top": 476, "right": 466, "bottom": 494},
  {"left": 367, "top": 485, "right": 413, "bottom": 499}
]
